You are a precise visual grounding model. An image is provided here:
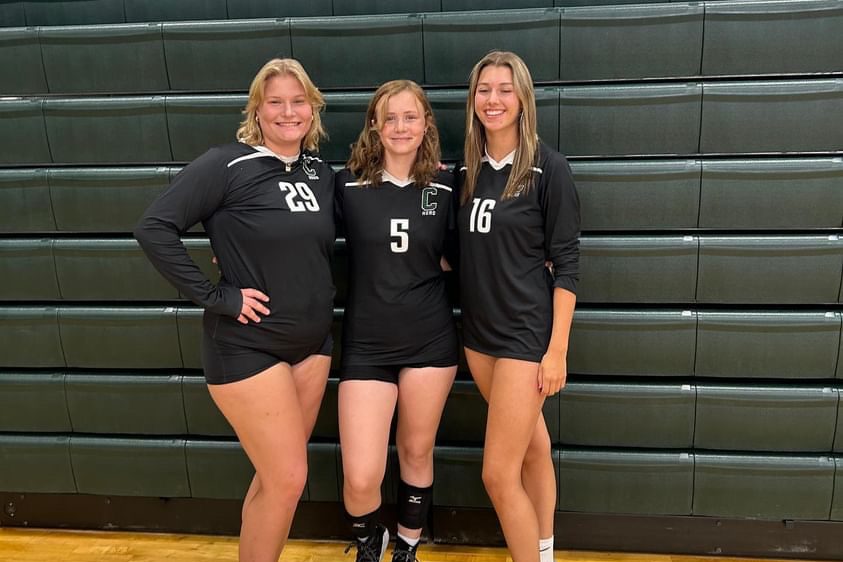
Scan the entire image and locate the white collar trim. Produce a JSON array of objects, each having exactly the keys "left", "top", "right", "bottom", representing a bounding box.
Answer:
[
  {"left": 254, "top": 144, "right": 299, "bottom": 164},
  {"left": 382, "top": 170, "right": 414, "bottom": 187},
  {"left": 482, "top": 147, "right": 516, "bottom": 170}
]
